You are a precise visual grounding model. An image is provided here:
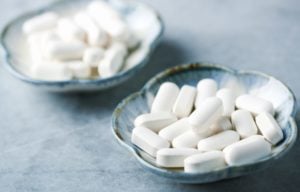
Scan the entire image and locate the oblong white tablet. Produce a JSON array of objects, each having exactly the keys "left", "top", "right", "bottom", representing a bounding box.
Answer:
[
  {"left": 172, "top": 130, "right": 212, "bottom": 148},
  {"left": 98, "top": 42, "right": 127, "bottom": 78},
  {"left": 236, "top": 94, "right": 274, "bottom": 115},
  {"left": 189, "top": 97, "right": 223, "bottom": 134},
  {"left": 87, "top": 1, "right": 129, "bottom": 41},
  {"left": 151, "top": 82, "right": 180, "bottom": 113},
  {"left": 223, "top": 135, "right": 271, "bottom": 166},
  {"left": 74, "top": 12, "right": 108, "bottom": 47},
  {"left": 131, "top": 127, "right": 170, "bottom": 157},
  {"left": 134, "top": 112, "right": 177, "bottom": 132},
  {"left": 158, "top": 118, "right": 191, "bottom": 141},
  {"left": 255, "top": 112, "right": 283, "bottom": 145},
  {"left": 44, "top": 40, "right": 86, "bottom": 60},
  {"left": 56, "top": 18, "right": 85, "bottom": 41},
  {"left": 231, "top": 110, "right": 258, "bottom": 138},
  {"left": 83, "top": 47, "right": 104, "bottom": 67},
  {"left": 216, "top": 88, "right": 236, "bottom": 116},
  {"left": 156, "top": 148, "right": 200, "bottom": 168},
  {"left": 173, "top": 85, "right": 197, "bottom": 118},
  {"left": 23, "top": 12, "right": 58, "bottom": 34},
  {"left": 210, "top": 116, "right": 233, "bottom": 134},
  {"left": 195, "top": 79, "right": 218, "bottom": 108},
  {"left": 197, "top": 130, "right": 240, "bottom": 151},
  {"left": 67, "top": 61, "right": 91, "bottom": 78},
  {"left": 184, "top": 151, "right": 226, "bottom": 173}
]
